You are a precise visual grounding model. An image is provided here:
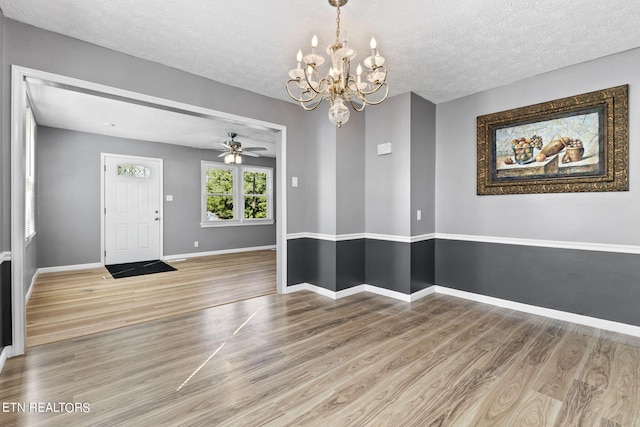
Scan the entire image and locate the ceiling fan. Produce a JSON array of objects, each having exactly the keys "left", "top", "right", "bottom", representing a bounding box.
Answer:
[{"left": 217, "top": 132, "right": 267, "bottom": 164}]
